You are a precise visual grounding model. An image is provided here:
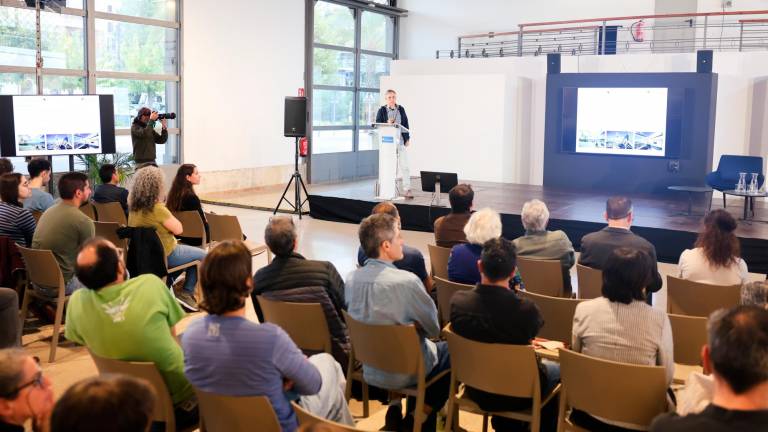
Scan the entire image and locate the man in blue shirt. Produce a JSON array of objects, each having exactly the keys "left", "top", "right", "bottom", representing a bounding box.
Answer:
[
  {"left": 23, "top": 158, "right": 54, "bottom": 212},
  {"left": 346, "top": 213, "right": 450, "bottom": 430}
]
